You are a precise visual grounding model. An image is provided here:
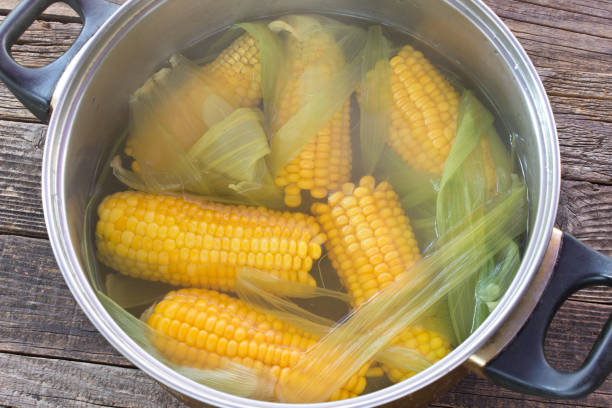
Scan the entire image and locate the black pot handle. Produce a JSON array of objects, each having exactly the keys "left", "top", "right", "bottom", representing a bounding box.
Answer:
[
  {"left": 485, "top": 232, "right": 612, "bottom": 398},
  {"left": 0, "top": 0, "right": 119, "bottom": 122}
]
